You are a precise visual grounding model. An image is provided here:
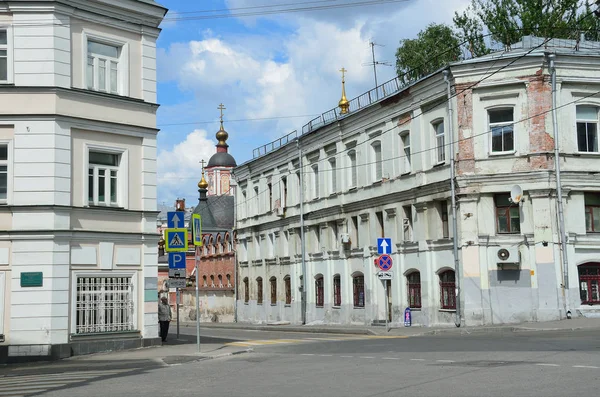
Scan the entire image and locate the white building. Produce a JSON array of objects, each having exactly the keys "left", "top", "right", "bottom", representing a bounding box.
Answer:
[
  {"left": 234, "top": 37, "right": 600, "bottom": 327},
  {"left": 0, "top": 0, "right": 166, "bottom": 362}
]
